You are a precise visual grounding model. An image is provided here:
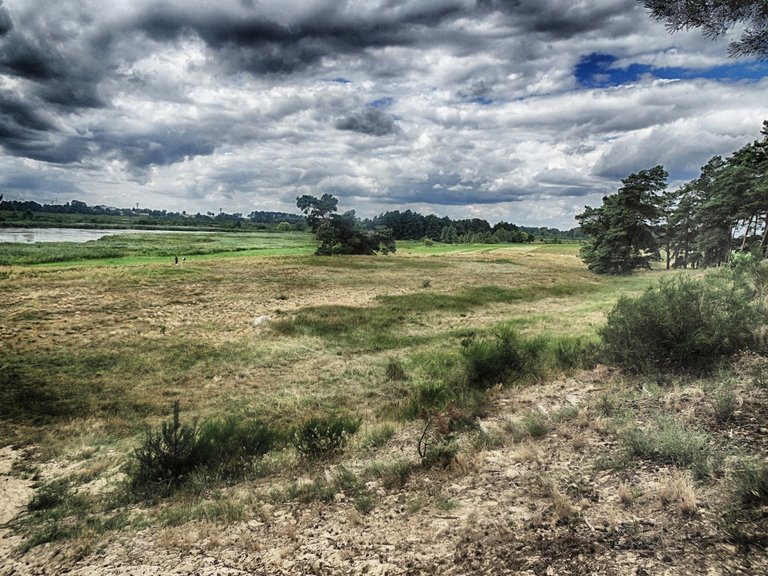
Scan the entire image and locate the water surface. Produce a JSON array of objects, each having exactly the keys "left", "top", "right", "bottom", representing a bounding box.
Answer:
[{"left": 0, "top": 228, "right": 172, "bottom": 244}]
